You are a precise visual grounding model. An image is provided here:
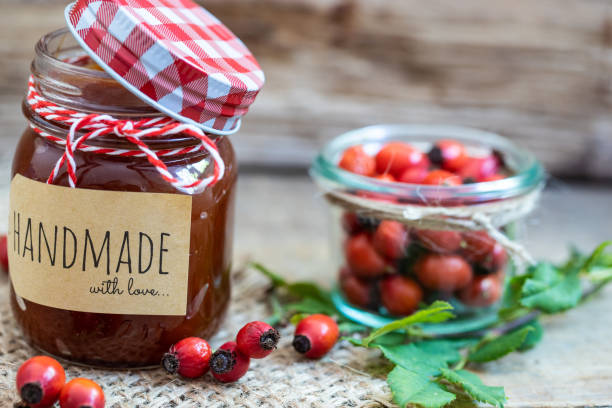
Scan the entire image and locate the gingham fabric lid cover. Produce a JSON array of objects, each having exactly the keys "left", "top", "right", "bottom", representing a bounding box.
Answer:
[{"left": 65, "top": 0, "right": 265, "bottom": 135}]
